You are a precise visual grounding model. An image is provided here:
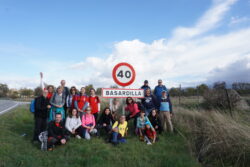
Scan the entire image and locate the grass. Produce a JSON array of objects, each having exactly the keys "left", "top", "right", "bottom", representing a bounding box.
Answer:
[
  {"left": 173, "top": 106, "right": 250, "bottom": 167},
  {"left": 0, "top": 105, "right": 201, "bottom": 167}
]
